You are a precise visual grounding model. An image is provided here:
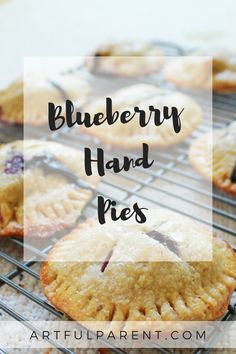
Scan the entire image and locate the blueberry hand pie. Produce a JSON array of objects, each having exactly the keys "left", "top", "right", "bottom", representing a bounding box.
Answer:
[
  {"left": 0, "top": 140, "right": 99, "bottom": 237},
  {"left": 189, "top": 121, "right": 236, "bottom": 195},
  {"left": 164, "top": 51, "right": 236, "bottom": 93},
  {"left": 164, "top": 56, "right": 212, "bottom": 90},
  {"left": 86, "top": 41, "right": 164, "bottom": 77},
  {"left": 81, "top": 84, "right": 202, "bottom": 148},
  {"left": 41, "top": 209, "right": 236, "bottom": 323},
  {"left": 0, "top": 74, "right": 90, "bottom": 125},
  {"left": 213, "top": 55, "right": 236, "bottom": 92}
]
